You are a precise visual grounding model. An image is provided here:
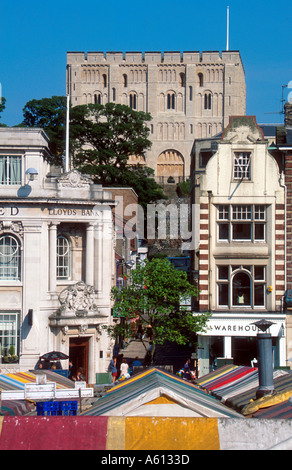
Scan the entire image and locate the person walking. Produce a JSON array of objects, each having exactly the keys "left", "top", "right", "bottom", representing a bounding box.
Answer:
[
  {"left": 109, "top": 356, "right": 118, "bottom": 383},
  {"left": 120, "top": 359, "right": 129, "bottom": 379}
]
